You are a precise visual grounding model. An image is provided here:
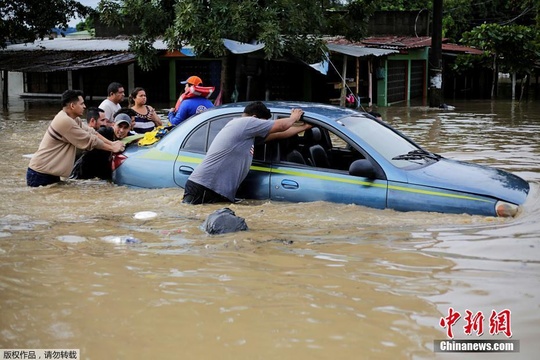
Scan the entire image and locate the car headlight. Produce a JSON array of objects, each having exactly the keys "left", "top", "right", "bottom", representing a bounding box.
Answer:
[{"left": 495, "top": 200, "right": 520, "bottom": 217}]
